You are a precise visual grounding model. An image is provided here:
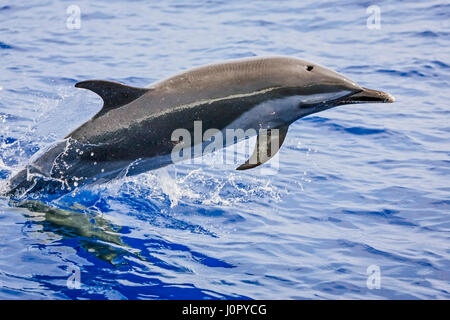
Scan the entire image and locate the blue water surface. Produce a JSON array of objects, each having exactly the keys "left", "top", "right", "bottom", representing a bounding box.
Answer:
[{"left": 0, "top": 0, "right": 449, "bottom": 299}]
